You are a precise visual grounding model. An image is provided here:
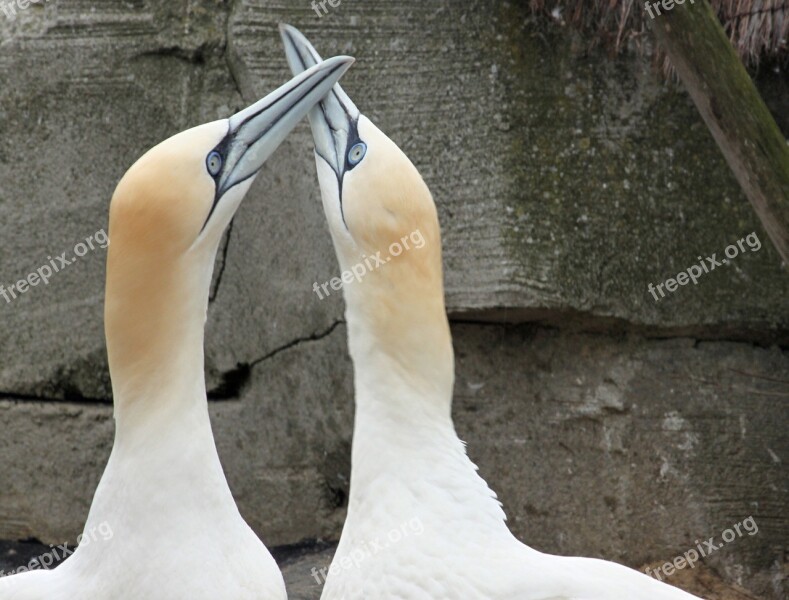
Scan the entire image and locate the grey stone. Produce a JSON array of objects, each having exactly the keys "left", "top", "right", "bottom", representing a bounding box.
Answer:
[
  {"left": 1, "top": 326, "right": 787, "bottom": 598},
  {"left": 0, "top": 0, "right": 786, "bottom": 401},
  {"left": 0, "top": 2, "right": 786, "bottom": 599}
]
